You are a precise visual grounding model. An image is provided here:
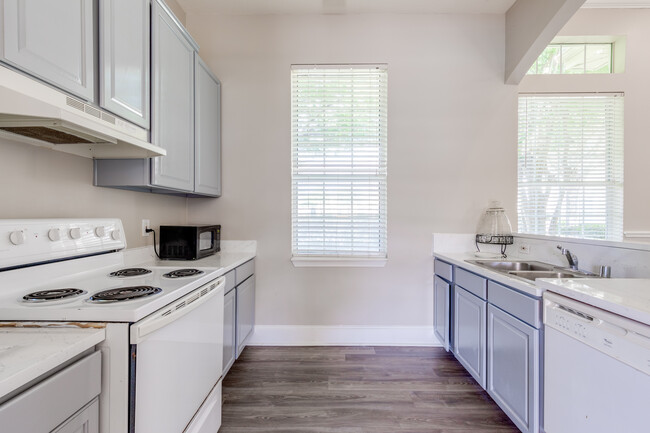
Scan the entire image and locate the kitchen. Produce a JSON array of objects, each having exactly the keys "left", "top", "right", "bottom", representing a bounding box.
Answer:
[{"left": 0, "top": 0, "right": 649, "bottom": 432}]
